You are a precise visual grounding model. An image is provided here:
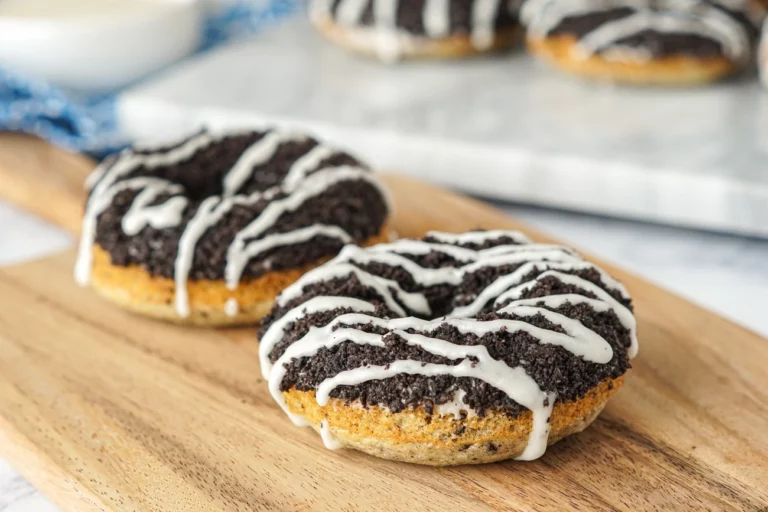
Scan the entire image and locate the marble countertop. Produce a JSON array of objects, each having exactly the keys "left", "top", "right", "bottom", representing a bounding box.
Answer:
[
  {"left": 119, "top": 18, "right": 768, "bottom": 238},
  {"left": 1, "top": 197, "right": 766, "bottom": 510}
]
